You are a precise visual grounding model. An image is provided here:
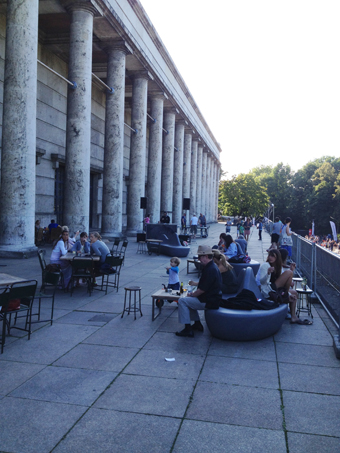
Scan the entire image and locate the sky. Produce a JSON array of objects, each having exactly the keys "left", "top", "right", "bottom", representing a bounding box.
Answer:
[{"left": 139, "top": 0, "right": 340, "bottom": 179}]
